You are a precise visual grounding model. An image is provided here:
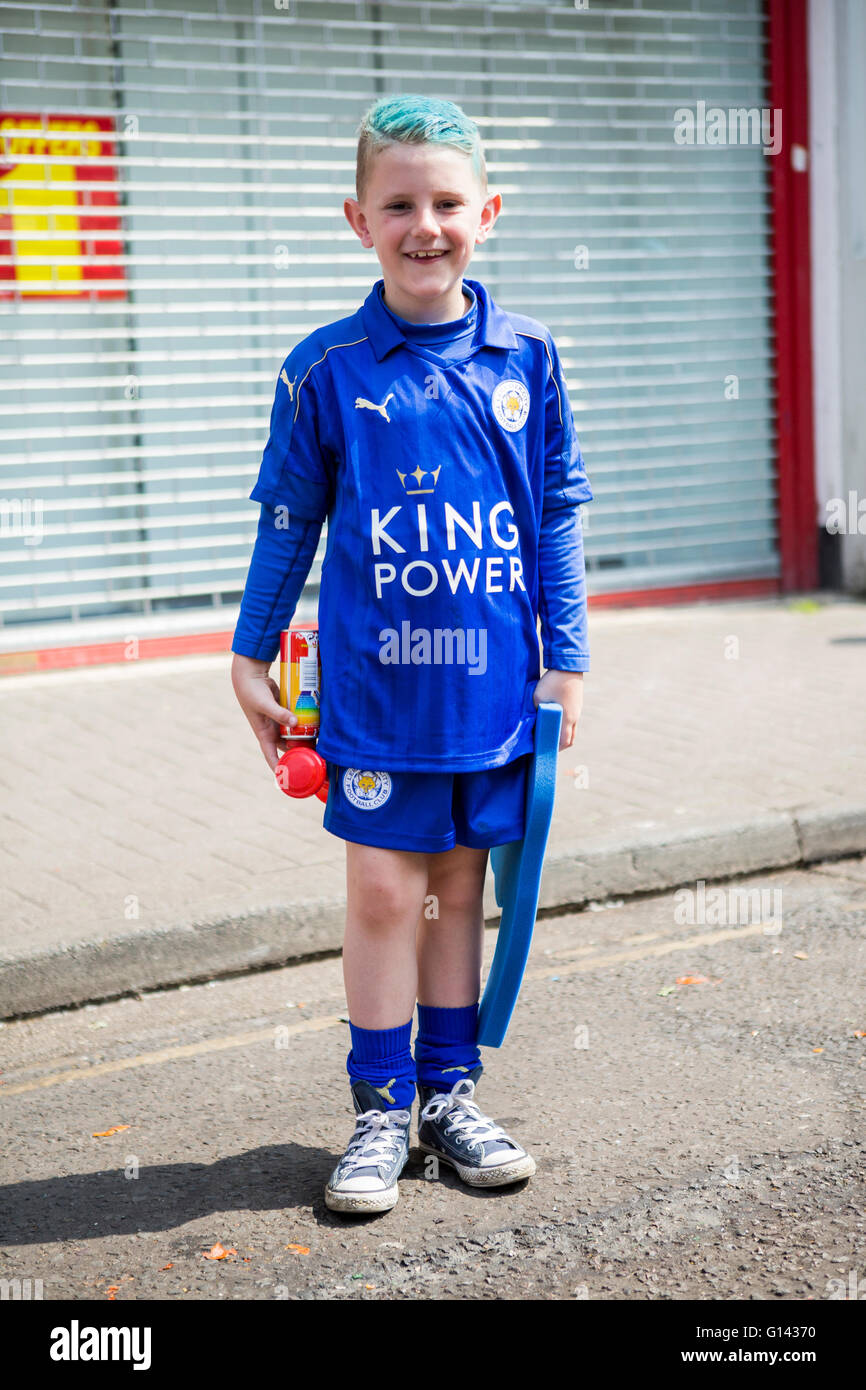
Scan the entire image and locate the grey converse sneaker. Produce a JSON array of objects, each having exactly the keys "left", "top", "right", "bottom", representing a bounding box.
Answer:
[
  {"left": 417, "top": 1069, "right": 536, "bottom": 1187},
  {"left": 324, "top": 1079, "right": 412, "bottom": 1214}
]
